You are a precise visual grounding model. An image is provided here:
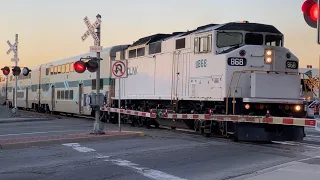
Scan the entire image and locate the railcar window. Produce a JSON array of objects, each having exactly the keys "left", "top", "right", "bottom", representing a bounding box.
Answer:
[
  {"left": 61, "top": 90, "right": 65, "bottom": 99},
  {"left": 62, "top": 65, "right": 66, "bottom": 74},
  {"left": 265, "top": 35, "right": 282, "bottom": 46},
  {"left": 46, "top": 68, "right": 50, "bottom": 76},
  {"left": 57, "top": 91, "right": 60, "bottom": 99},
  {"left": 70, "top": 63, "right": 74, "bottom": 72},
  {"left": 54, "top": 66, "right": 57, "bottom": 74},
  {"left": 58, "top": 66, "right": 61, "bottom": 74},
  {"left": 50, "top": 67, "right": 54, "bottom": 75},
  {"left": 66, "top": 64, "right": 70, "bottom": 73},
  {"left": 129, "top": 49, "right": 136, "bottom": 58},
  {"left": 137, "top": 47, "right": 145, "bottom": 57},
  {"left": 194, "top": 35, "right": 212, "bottom": 53},
  {"left": 65, "top": 90, "right": 69, "bottom": 99},
  {"left": 69, "top": 90, "right": 73, "bottom": 100},
  {"left": 216, "top": 32, "right": 243, "bottom": 48},
  {"left": 245, "top": 33, "right": 263, "bottom": 45},
  {"left": 149, "top": 41, "right": 161, "bottom": 54},
  {"left": 176, "top": 38, "right": 186, "bottom": 49}
]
